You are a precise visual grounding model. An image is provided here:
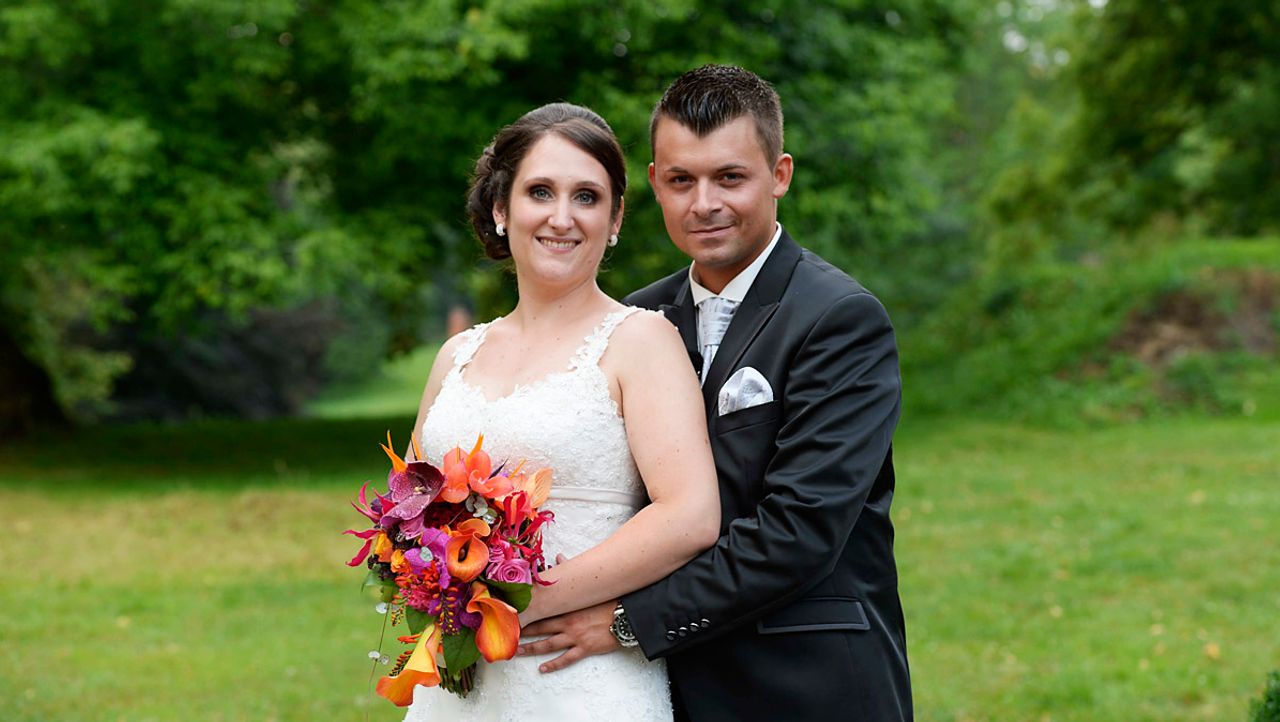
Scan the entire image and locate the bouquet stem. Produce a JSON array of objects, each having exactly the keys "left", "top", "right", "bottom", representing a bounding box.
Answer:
[{"left": 440, "top": 664, "right": 476, "bottom": 699}]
